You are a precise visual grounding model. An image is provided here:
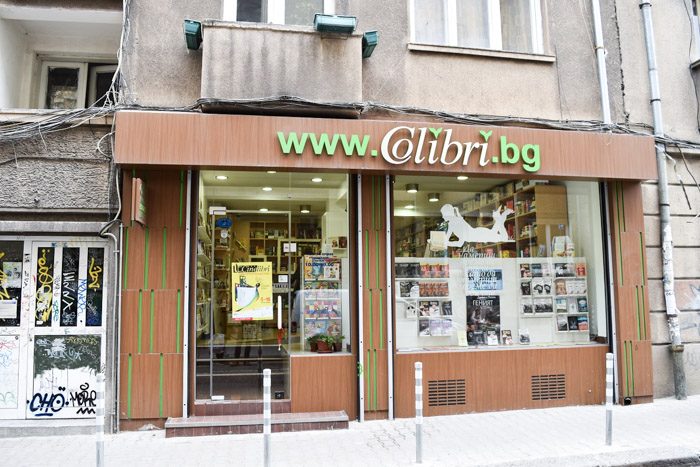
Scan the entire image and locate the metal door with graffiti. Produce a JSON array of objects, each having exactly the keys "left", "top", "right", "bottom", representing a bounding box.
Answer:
[{"left": 0, "top": 237, "right": 108, "bottom": 420}]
